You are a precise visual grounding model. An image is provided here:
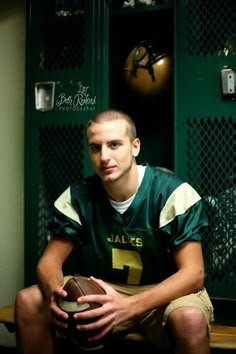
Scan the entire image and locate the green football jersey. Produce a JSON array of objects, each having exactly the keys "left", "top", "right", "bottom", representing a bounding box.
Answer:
[{"left": 49, "top": 164, "right": 207, "bottom": 285}]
